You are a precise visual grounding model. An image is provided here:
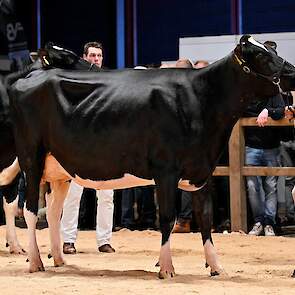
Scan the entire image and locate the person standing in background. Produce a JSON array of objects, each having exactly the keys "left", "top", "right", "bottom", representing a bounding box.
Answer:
[{"left": 61, "top": 42, "right": 115, "bottom": 254}]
